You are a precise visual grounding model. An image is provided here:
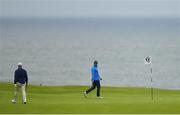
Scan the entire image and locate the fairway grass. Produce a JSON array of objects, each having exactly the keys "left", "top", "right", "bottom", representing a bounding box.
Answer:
[{"left": 0, "top": 82, "right": 180, "bottom": 114}]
